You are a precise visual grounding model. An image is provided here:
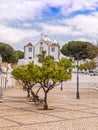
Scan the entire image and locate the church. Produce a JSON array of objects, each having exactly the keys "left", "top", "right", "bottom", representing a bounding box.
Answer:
[{"left": 18, "top": 35, "right": 64, "bottom": 65}]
